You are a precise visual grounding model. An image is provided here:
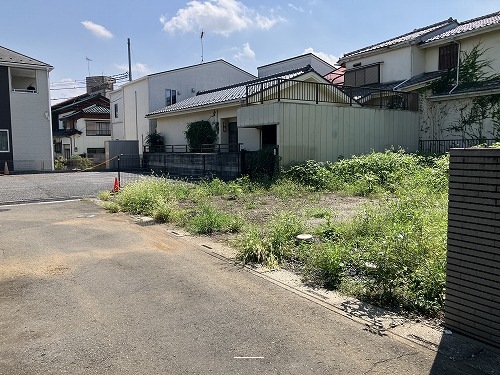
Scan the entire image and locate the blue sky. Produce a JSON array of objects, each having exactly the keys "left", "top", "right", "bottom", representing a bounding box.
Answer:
[{"left": 1, "top": 0, "right": 498, "bottom": 103}]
